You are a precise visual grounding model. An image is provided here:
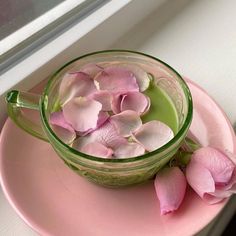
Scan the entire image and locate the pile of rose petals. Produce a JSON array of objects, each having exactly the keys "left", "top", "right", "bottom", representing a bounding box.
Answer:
[{"left": 50, "top": 63, "right": 174, "bottom": 158}]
